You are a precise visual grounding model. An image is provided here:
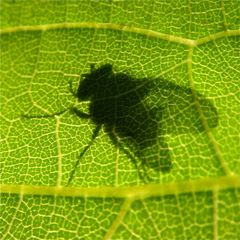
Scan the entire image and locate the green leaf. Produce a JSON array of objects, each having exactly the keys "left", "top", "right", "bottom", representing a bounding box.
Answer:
[{"left": 1, "top": 0, "right": 239, "bottom": 239}]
